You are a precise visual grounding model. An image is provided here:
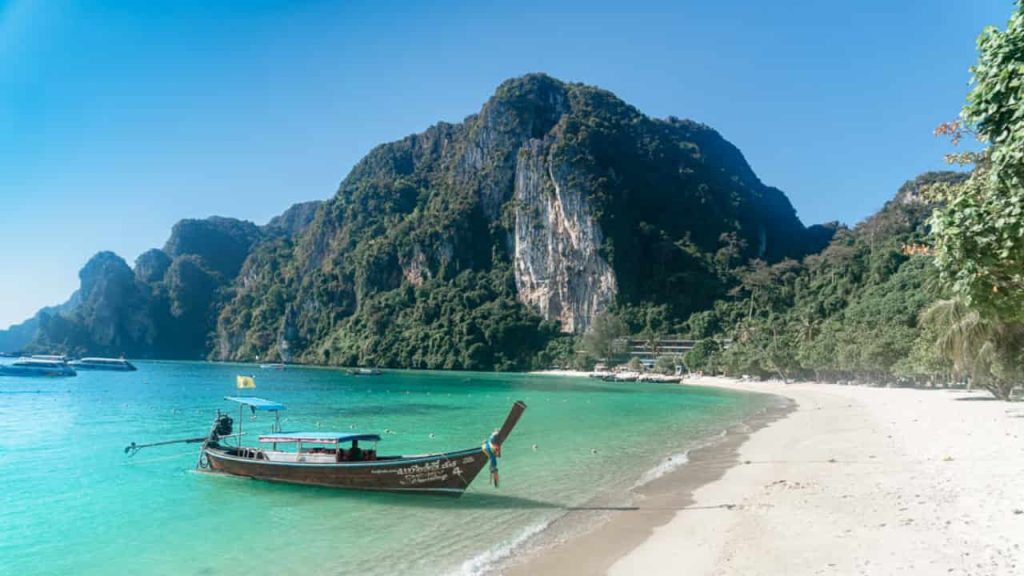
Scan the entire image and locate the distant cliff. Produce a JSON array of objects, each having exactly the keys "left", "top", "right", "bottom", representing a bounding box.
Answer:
[
  {"left": 1, "top": 75, "right": 829, "bottom": 368},
  {"left": 18, "top": 202, "right": 322, "bottom": 358}
]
